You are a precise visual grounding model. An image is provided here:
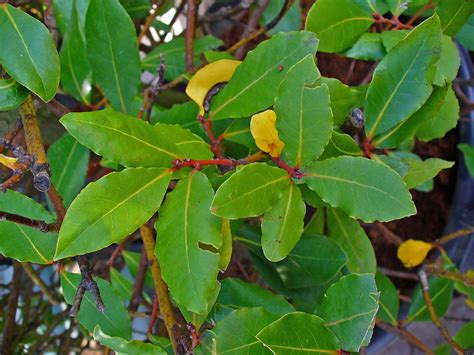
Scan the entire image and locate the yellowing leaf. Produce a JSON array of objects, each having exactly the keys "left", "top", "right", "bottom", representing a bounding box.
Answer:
[
  {"left": 397, "top": 239, "right": 433, "bottom": 268},
  {"left": 185, "top": 59, "right": 241, "bottom": 115},
  {"left": 0, "top": 154, "right": 20, "bottom": 170},
  {"left": 250, "top": 110, "right": 285, "bottom": 158}
]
